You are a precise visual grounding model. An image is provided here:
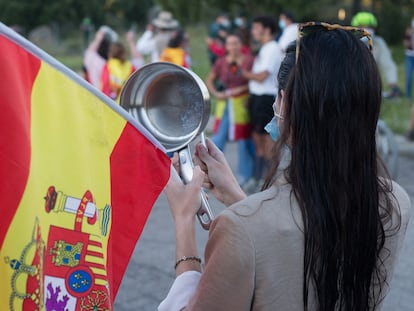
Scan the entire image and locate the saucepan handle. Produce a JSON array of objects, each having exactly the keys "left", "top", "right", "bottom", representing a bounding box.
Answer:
[{"left": 178, "top": 143, "right": 214, "bottom": 230}]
